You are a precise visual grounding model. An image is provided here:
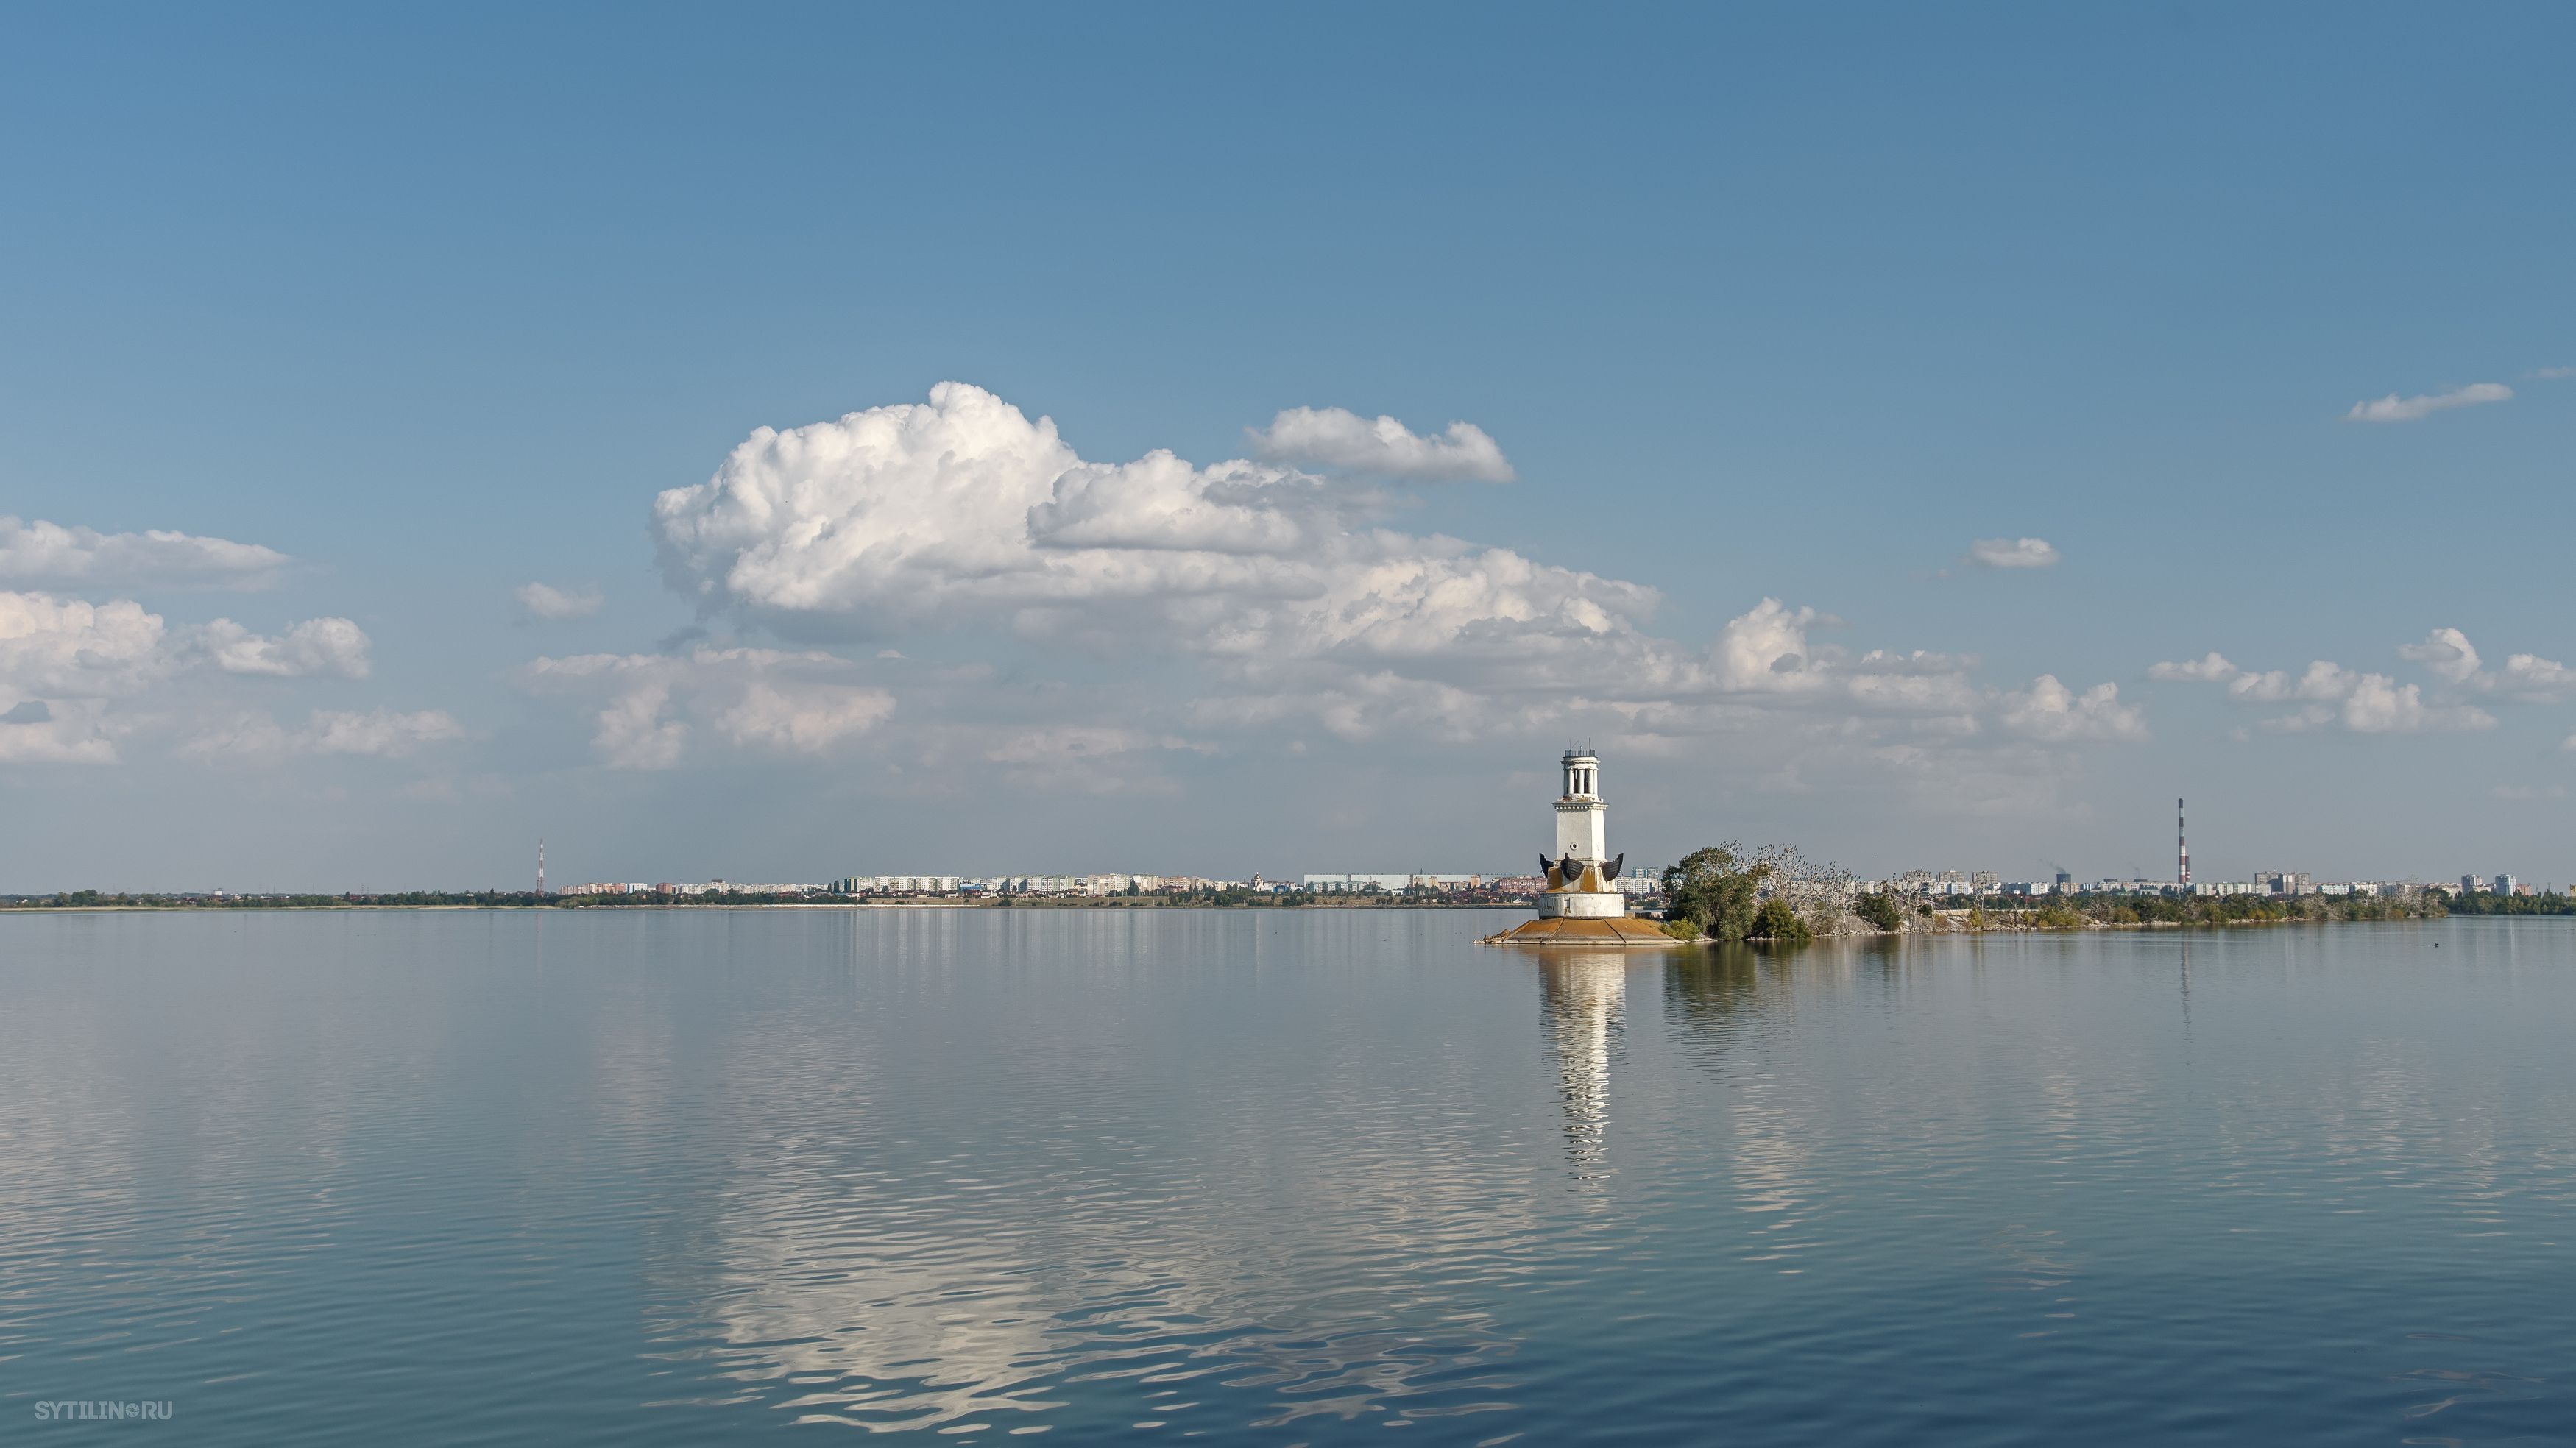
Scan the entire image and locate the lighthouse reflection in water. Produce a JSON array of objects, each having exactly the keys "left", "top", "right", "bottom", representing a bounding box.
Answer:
[{"left": 1535, "top": 950, "right": 1636, "bottom": 1178}]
